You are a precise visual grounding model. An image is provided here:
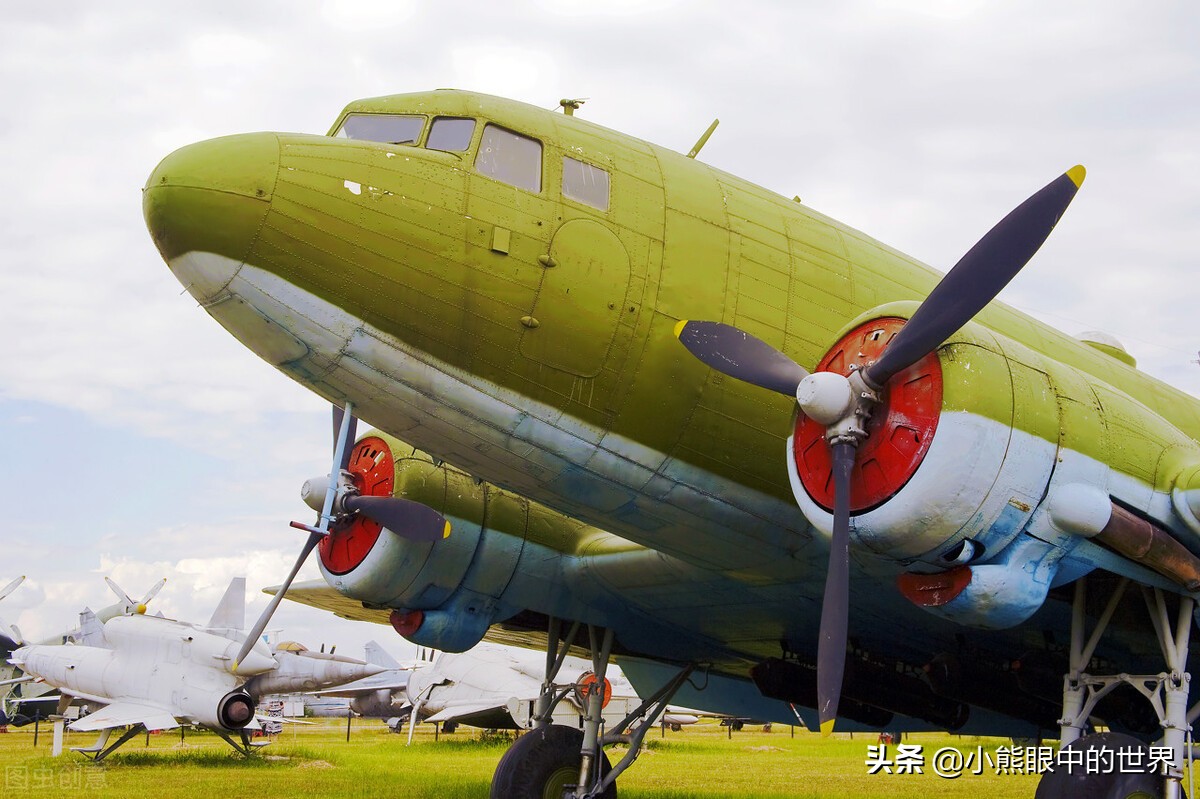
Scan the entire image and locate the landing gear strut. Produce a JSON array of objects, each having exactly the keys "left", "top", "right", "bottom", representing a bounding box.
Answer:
[
  {"left": 1037, "top": 576, "right": 1195, "bottom": 799},
  {"left": 490, "top": 618, "right": 696, "bottom": 799}
]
